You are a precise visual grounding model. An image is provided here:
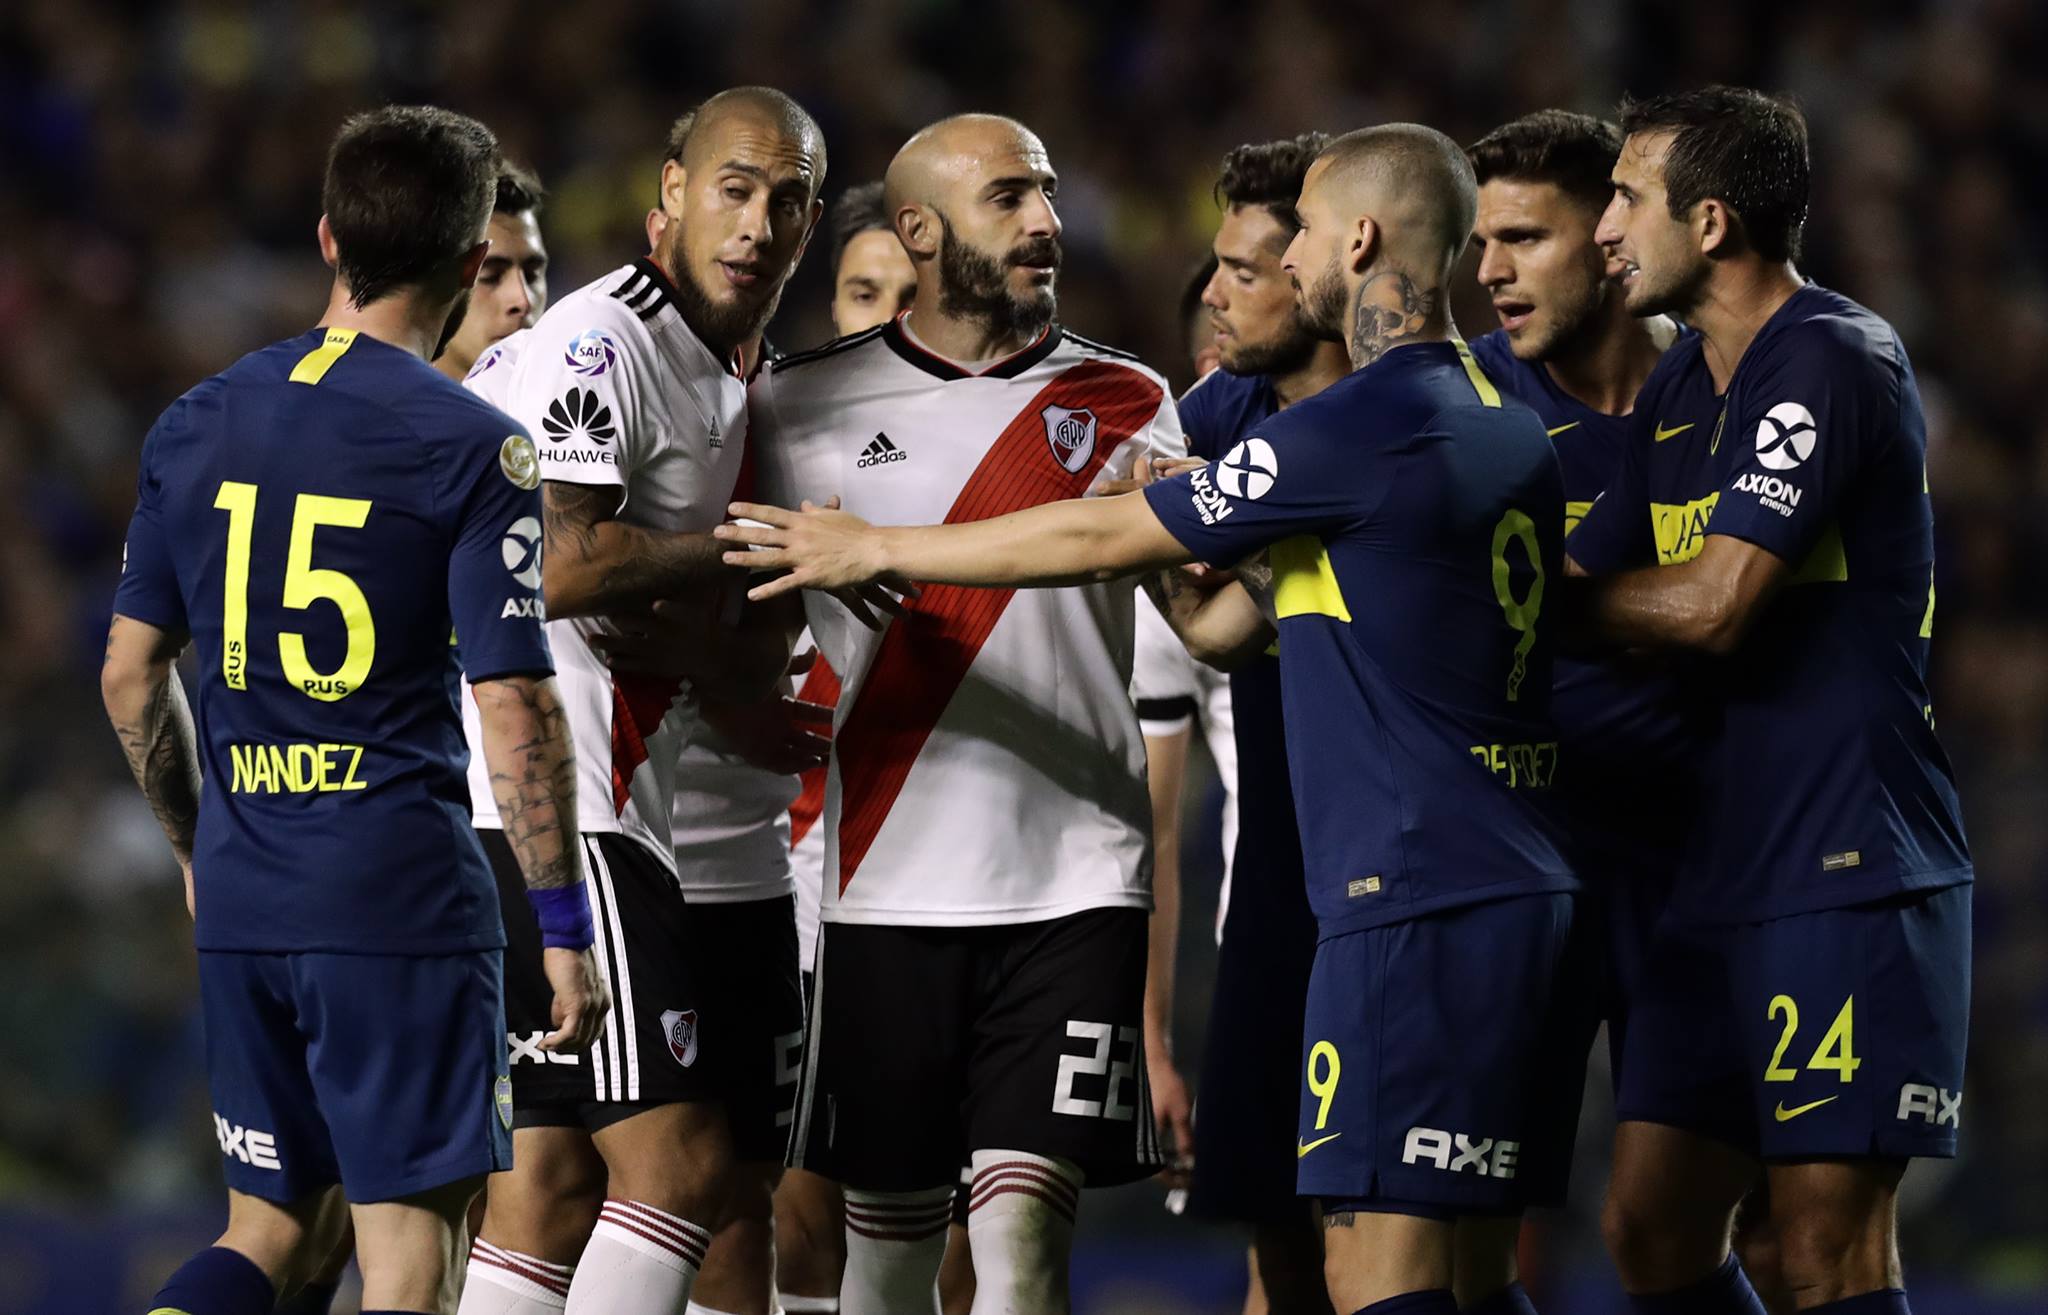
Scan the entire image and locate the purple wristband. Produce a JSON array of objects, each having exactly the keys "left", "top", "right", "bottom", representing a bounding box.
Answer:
[{"left": 527, "top": 884, "right": 595, "bottom": 950}]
